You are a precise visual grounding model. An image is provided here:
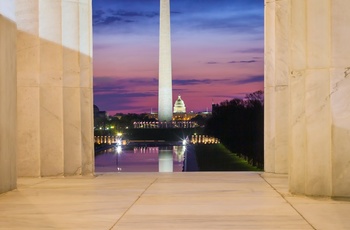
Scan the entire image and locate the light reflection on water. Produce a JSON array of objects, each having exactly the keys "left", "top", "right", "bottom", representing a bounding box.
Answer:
[{"left": 95, "top": 146, "right": 186, "bottom": 172}]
